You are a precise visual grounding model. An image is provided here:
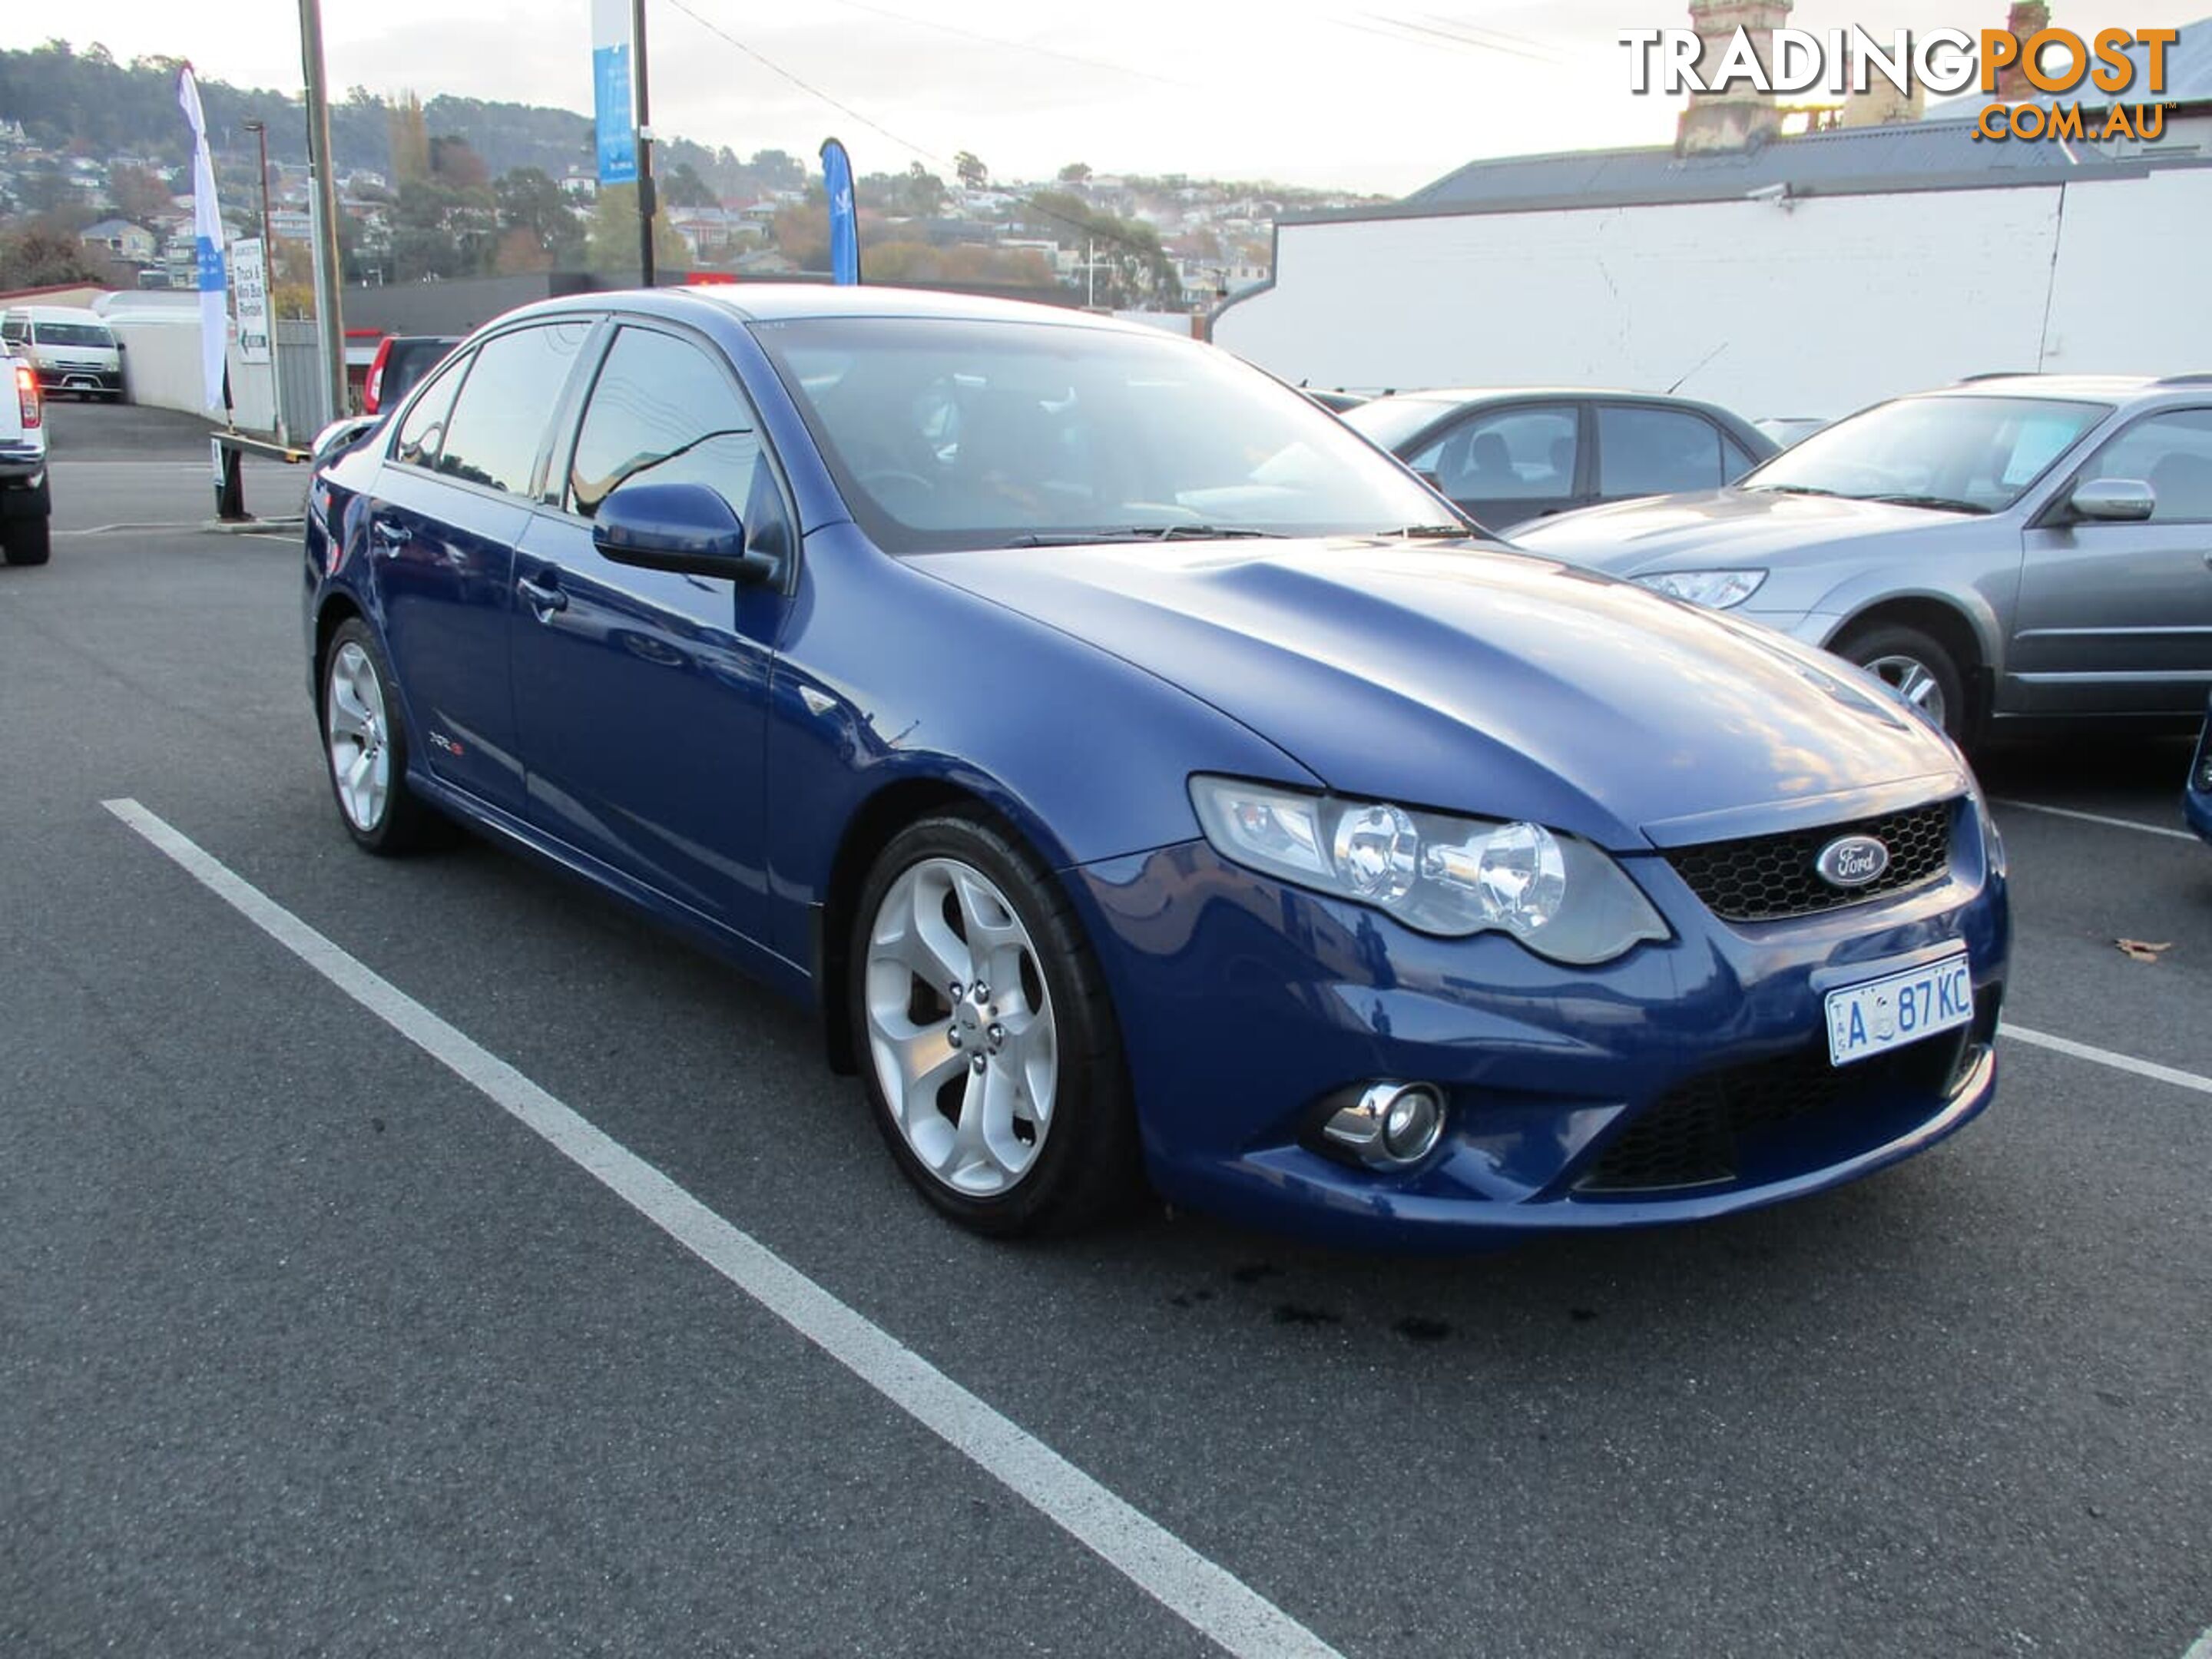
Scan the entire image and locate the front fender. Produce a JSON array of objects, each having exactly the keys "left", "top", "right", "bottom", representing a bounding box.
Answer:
[{"left": 764, "top": 522, "right": 1321, "bottom": 960}]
